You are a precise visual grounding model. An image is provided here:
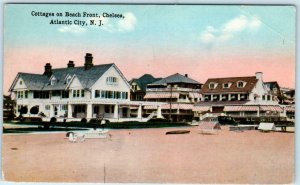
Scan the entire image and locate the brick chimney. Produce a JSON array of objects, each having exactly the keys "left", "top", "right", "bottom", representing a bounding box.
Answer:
[
  {"left": 67, "top": 61, "right": 75, "bottom": 68},
  {"left": 84, "top": 53, "right": 93, "bottom": 70},
  {"left": 185, "top": 74, "right": 188, "bottom": 77},
  {"left": 43, "top": 63, "right": 52, "bottom": 77}
]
